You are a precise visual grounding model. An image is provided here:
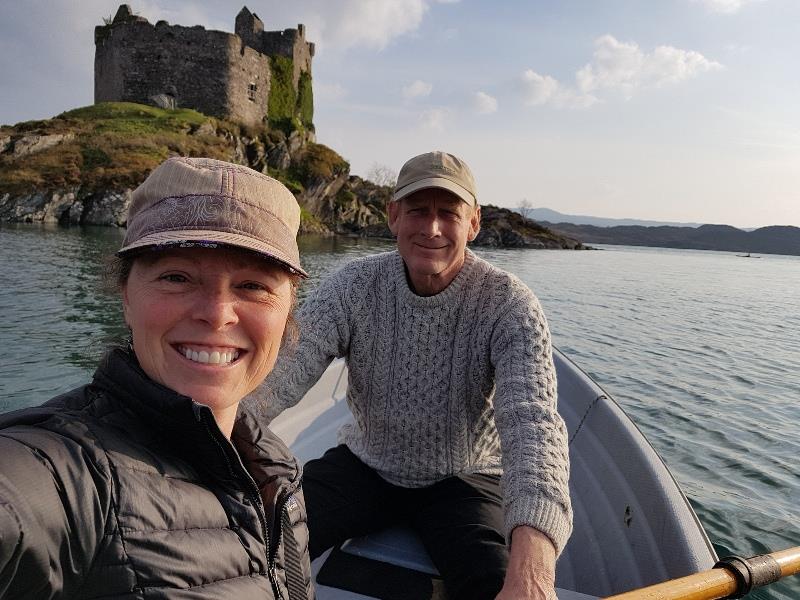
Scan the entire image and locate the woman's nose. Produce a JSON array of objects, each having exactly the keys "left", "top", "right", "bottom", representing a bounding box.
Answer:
[{"left": 192, "top": 288, "right": 238, "bottom": 328}]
